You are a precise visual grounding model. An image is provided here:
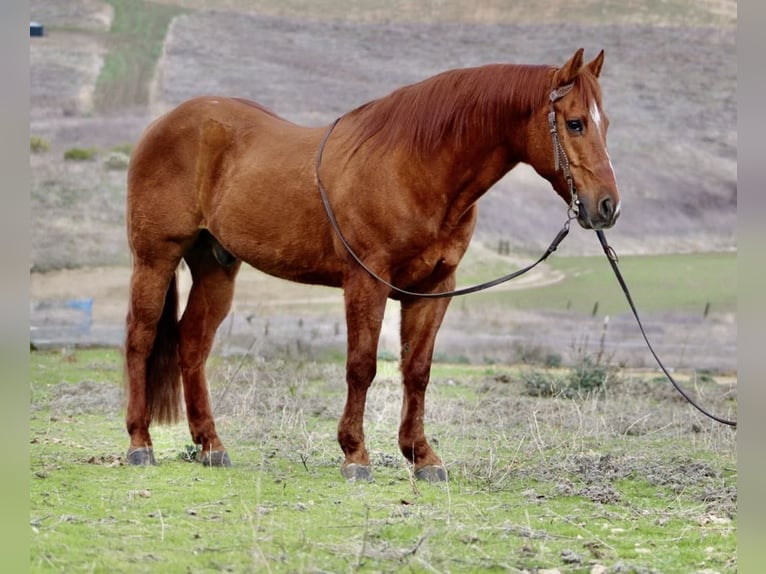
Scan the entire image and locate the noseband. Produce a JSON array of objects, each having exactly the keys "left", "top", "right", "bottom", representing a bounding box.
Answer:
[{"left": 547, "top": 83, "right": 581, "bottom": 217}]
